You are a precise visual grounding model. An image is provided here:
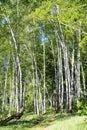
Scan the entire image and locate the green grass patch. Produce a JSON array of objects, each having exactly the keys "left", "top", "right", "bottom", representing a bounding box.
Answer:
[{"left": 0, "top": 112, "right": 87, "bottom": 130}]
